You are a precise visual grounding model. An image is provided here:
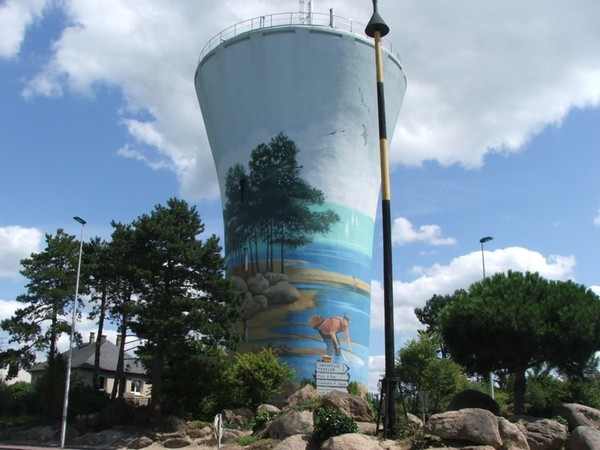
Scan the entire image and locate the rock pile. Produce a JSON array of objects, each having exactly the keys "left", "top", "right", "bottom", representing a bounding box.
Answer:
[
  {"left": 4, "top": 386, "right": 600, "bottom": 449},
  {"left": 231, "top": 271, "right": 300, "bottom": 319}
]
